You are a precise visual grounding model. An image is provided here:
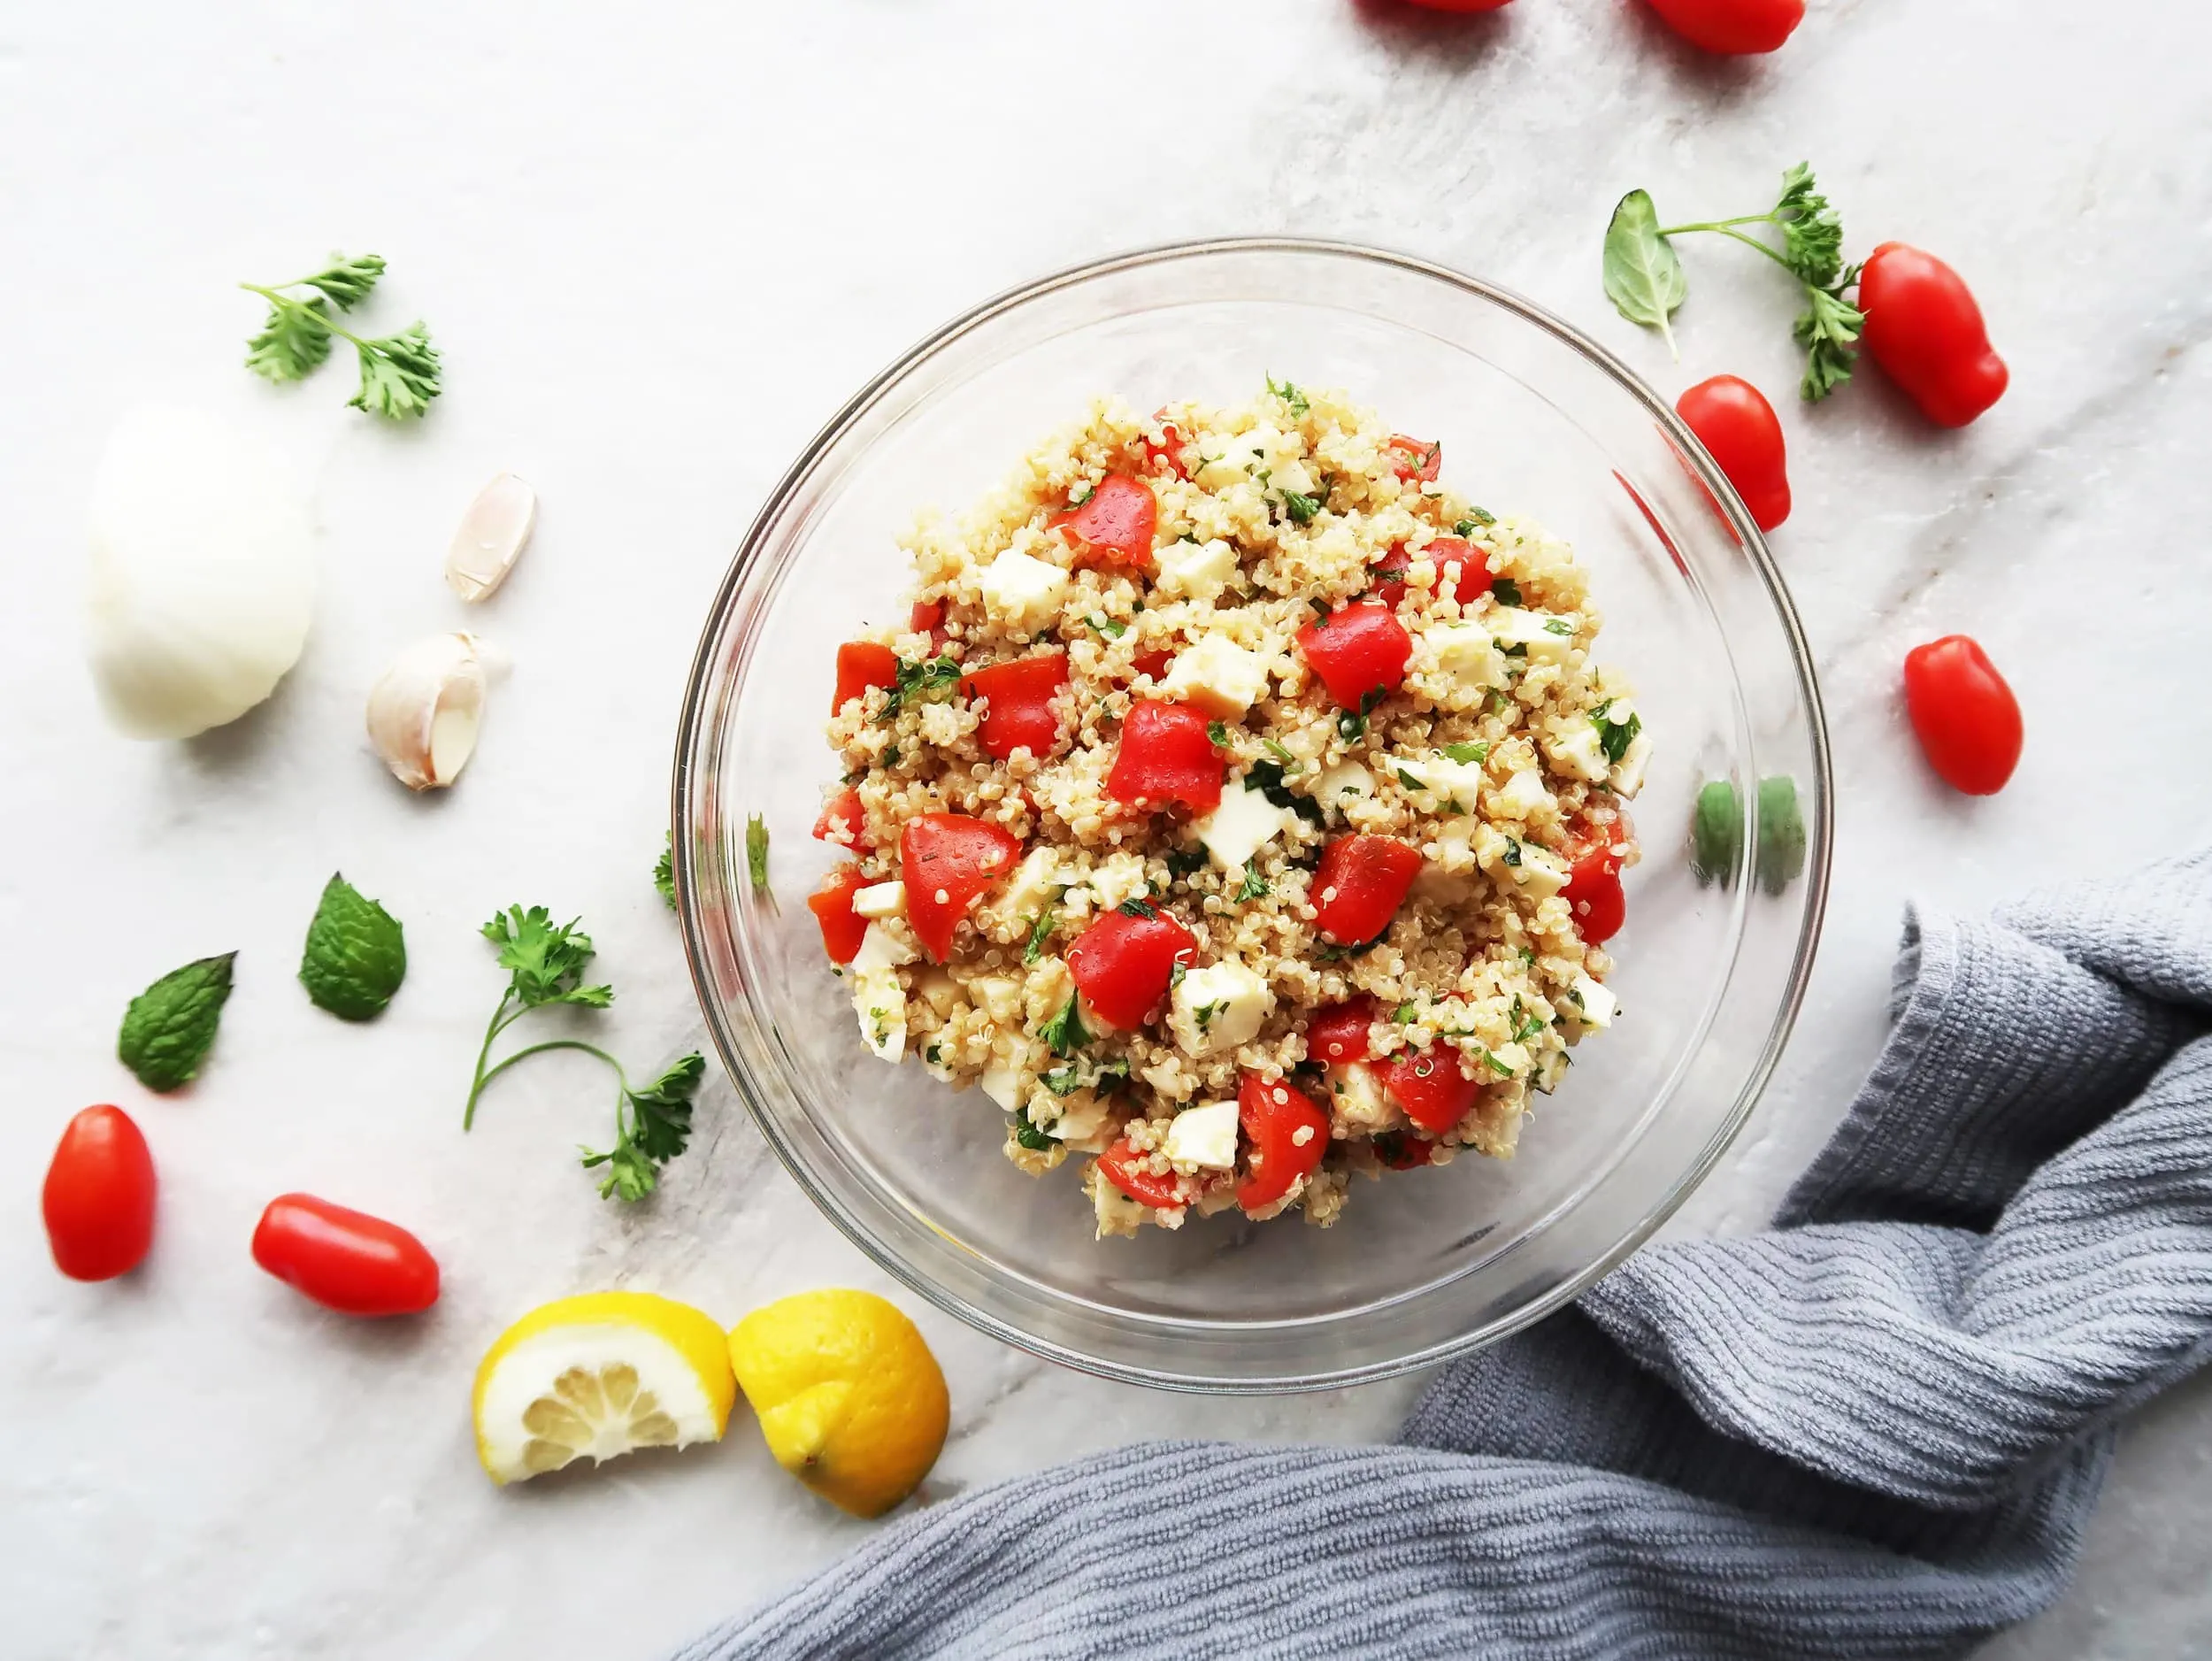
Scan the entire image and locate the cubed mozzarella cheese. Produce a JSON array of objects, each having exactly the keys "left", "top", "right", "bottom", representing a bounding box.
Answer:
[
  {"left": 980, "top": 1050, "right": 1026, "bottom": 1111},
  {"left": 1611, "top": 728, "right": 1653, "bottom": 796},
  {"left": 1567, "top": 973, "right": 1617, "bottom": 1029},
  {"left": 1197, "top": 784, "right": 1294, "bottom": 873},
  {"left": 849, "top": 923, "right": 918, "bottom": 1062},
  {"left": 1392, "top": 753, "right": 1487, "bottom": 810},
  {"left": 1159, "top": 634, "right": 1271, "bottom": 719},
  {"left": 853, "top": 880, "right": 906, "bottom": 919},
  {"left": 1327, "top": 1060, "right": 1393, "bottom": 1131},
  {"left": 1271, "top": 458, "right": 1317, "bottom": 498},
  {"left": 970, "top": 973, "right": 1025, "bottom": 1028},
  {"left": 1170, "top": 960, "right": 1273, "bottom": 1057},
  {"left": 1546, "top": 721, "right": 1610, "bottom": 783},
  {"left": 1494, "top": 768, "right": 1555, "bottom": 822},
  {"left": 1194, "top": 424, "right": 1283, "bottom": 487},
  {"left": 1425, "top": 622, "right": 1508, "bottom": 689},
  {"left": 1311, "top": 759, "right": 1376, "bottom": 811},
  {"left": 1488, "top": 1040, "right": 1532, "bottom": 1075},
  {"left": 1489, "top": 606, "right": 1576, "bottom": 665},
  {"left": 1509, "top": 840, "right": 1571, "bottom": 900},
  {"left": 1154, "top": 535, "right": 1238, "bottom": 601},
  {"left": 1164, "top": 1098, "right": 1240, "bottom": 1170},
  {"left": 979, "top": 548, "right": 1070, "bottom": 631},
  {"left": 851, "top": 921, "right": 918, "bottom": 974},
  {"left": 1533, "top": 1046, "right": 1571, "bottom": 1094},
  {"left": 1048, "top": 1093, "right": 1116, "bottom": 1148}
]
